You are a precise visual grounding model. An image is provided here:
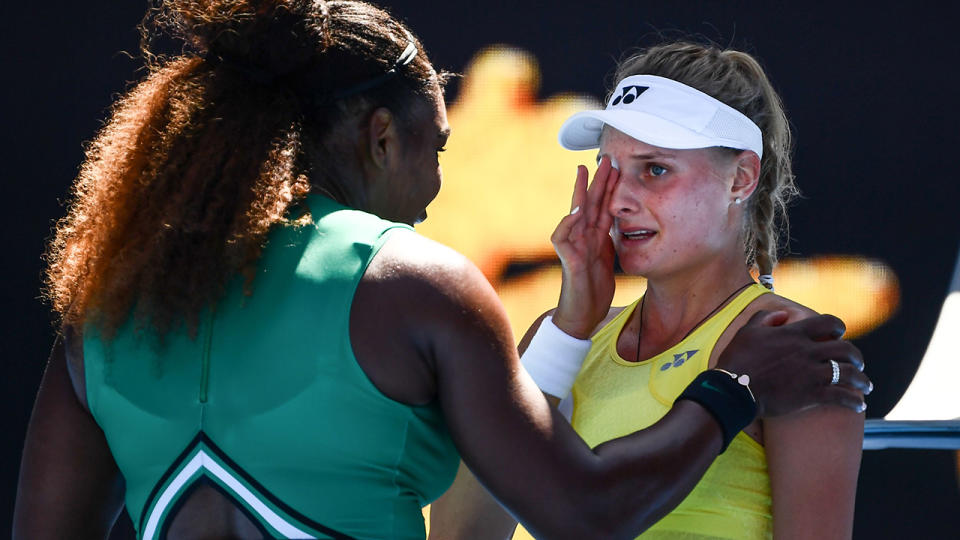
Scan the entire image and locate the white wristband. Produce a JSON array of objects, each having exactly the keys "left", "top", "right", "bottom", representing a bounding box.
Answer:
[{"left": 520, "top": 316, "right": 593, "bottom": 399}]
